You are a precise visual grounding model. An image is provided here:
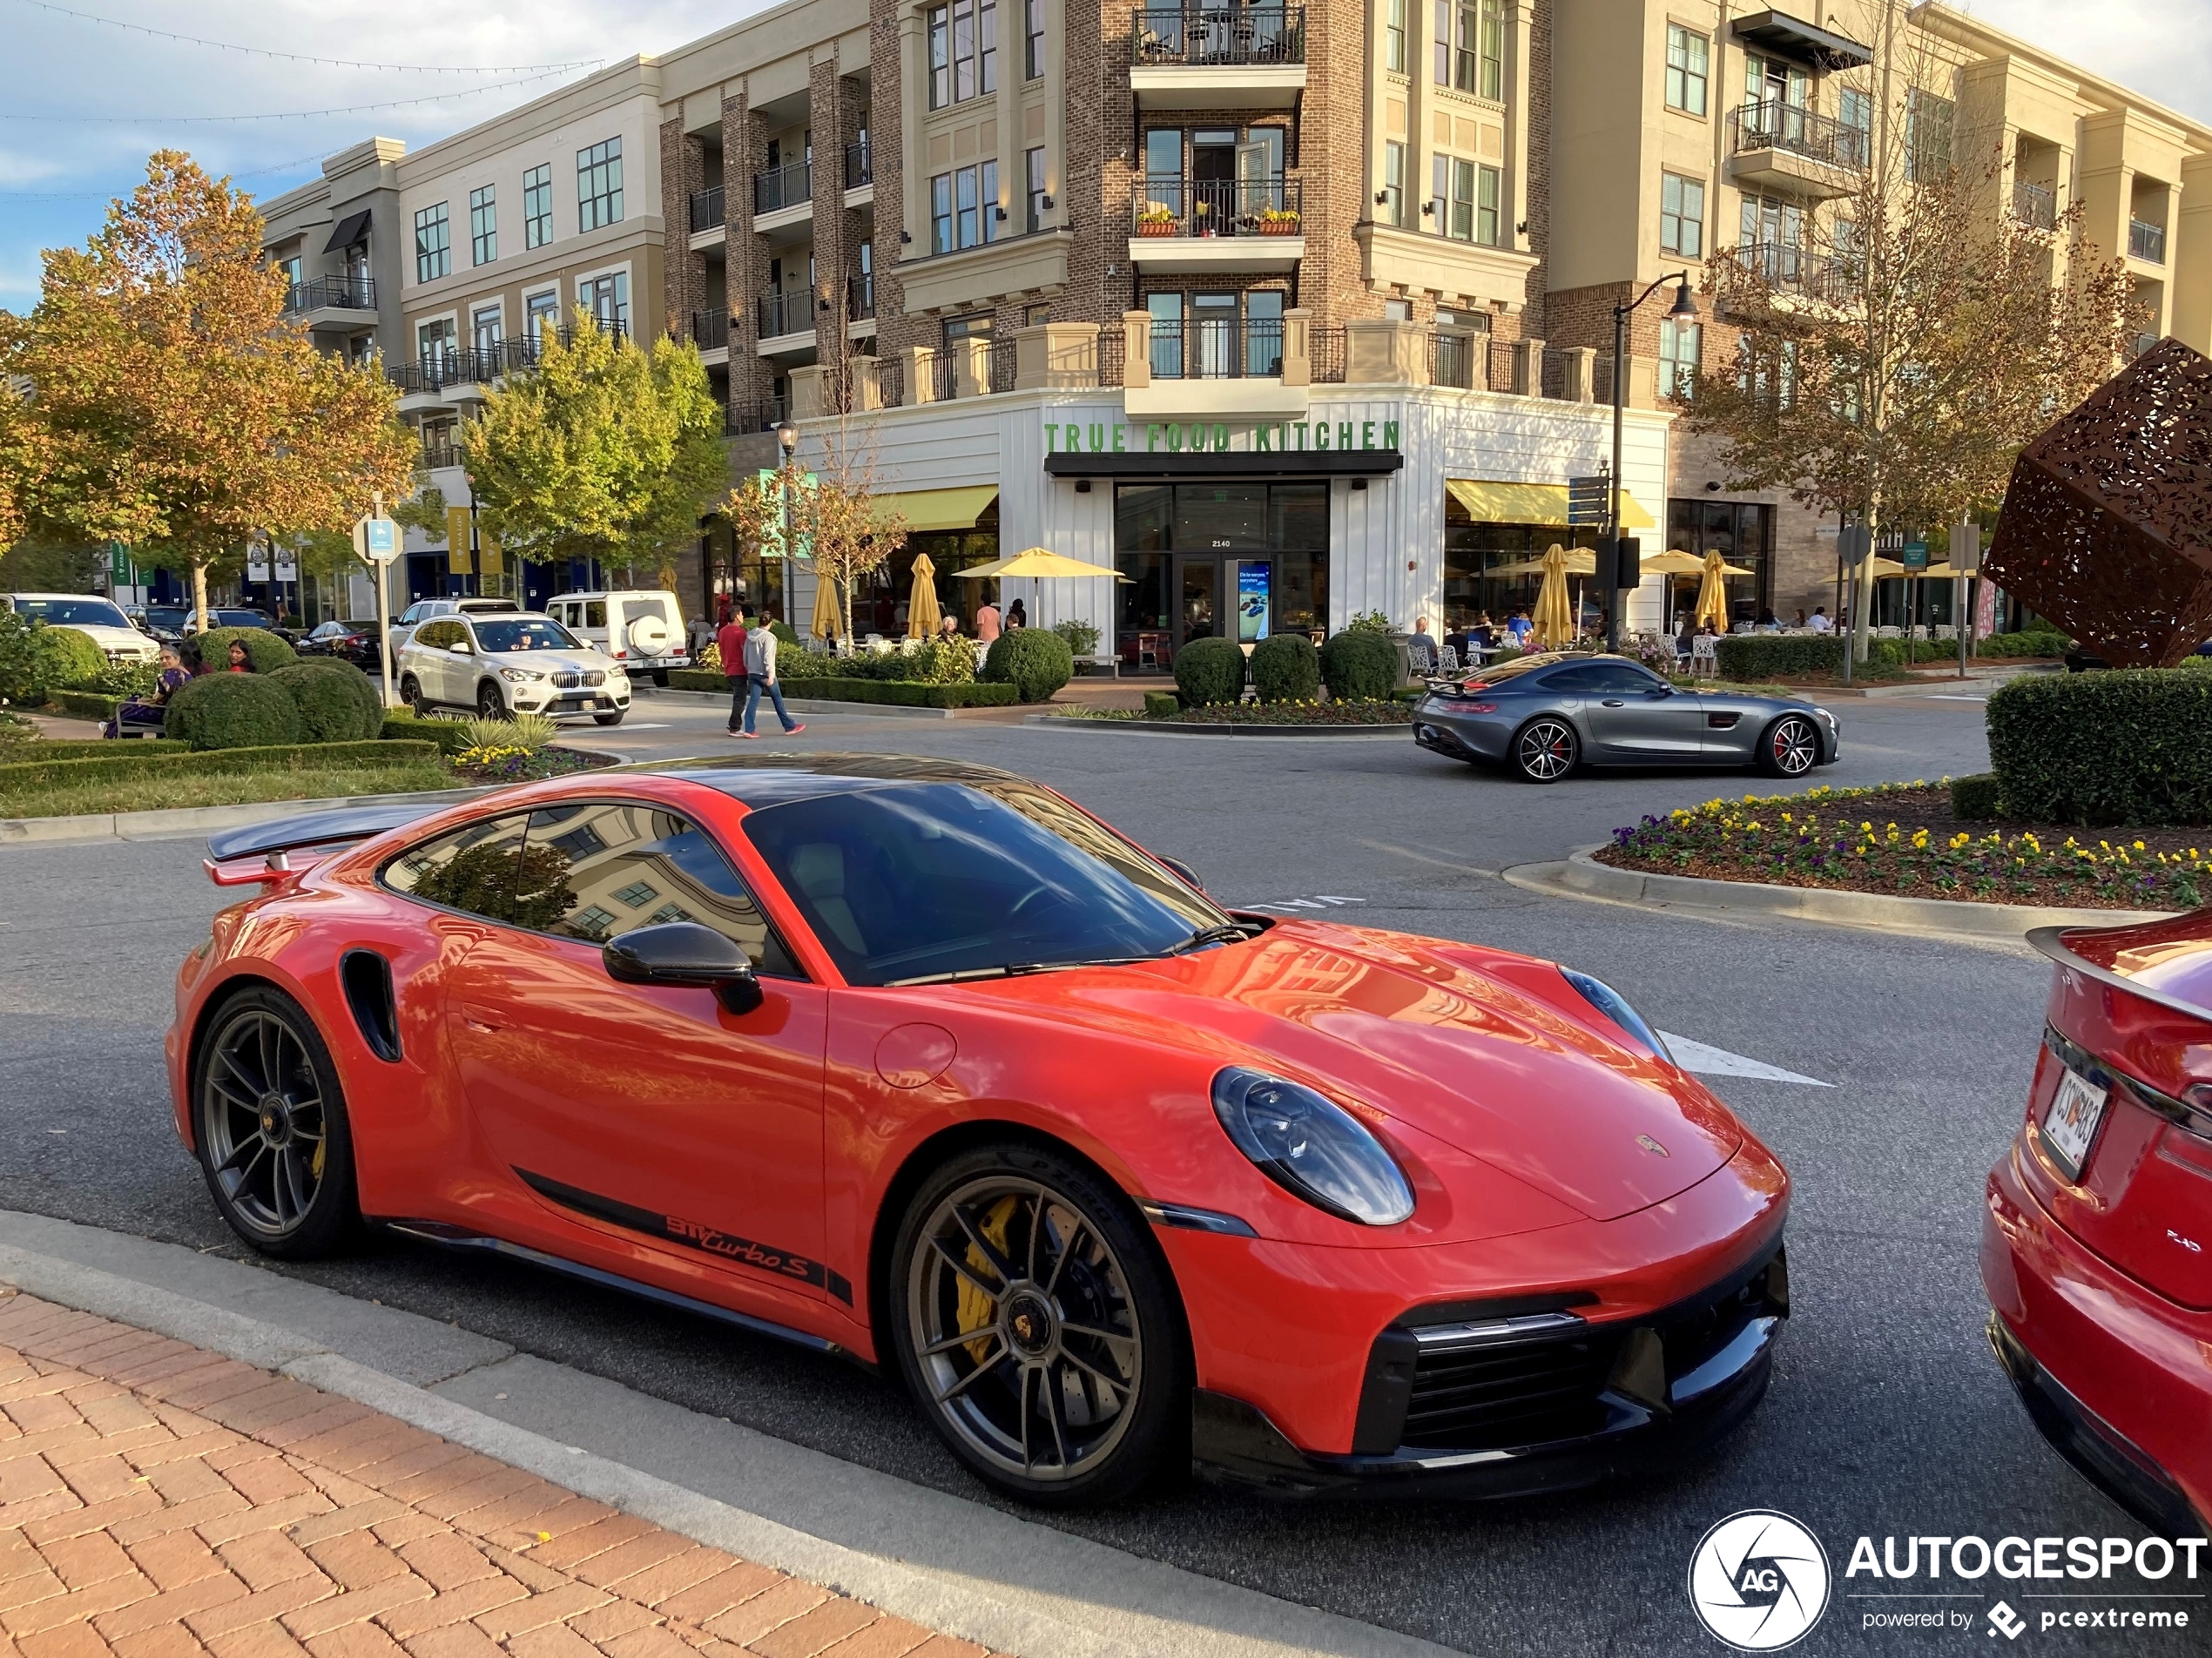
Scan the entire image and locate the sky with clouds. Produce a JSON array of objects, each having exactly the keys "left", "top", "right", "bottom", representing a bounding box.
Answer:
[{"left": 0, "top": 0, "right": 2206, "bottom": 307}]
